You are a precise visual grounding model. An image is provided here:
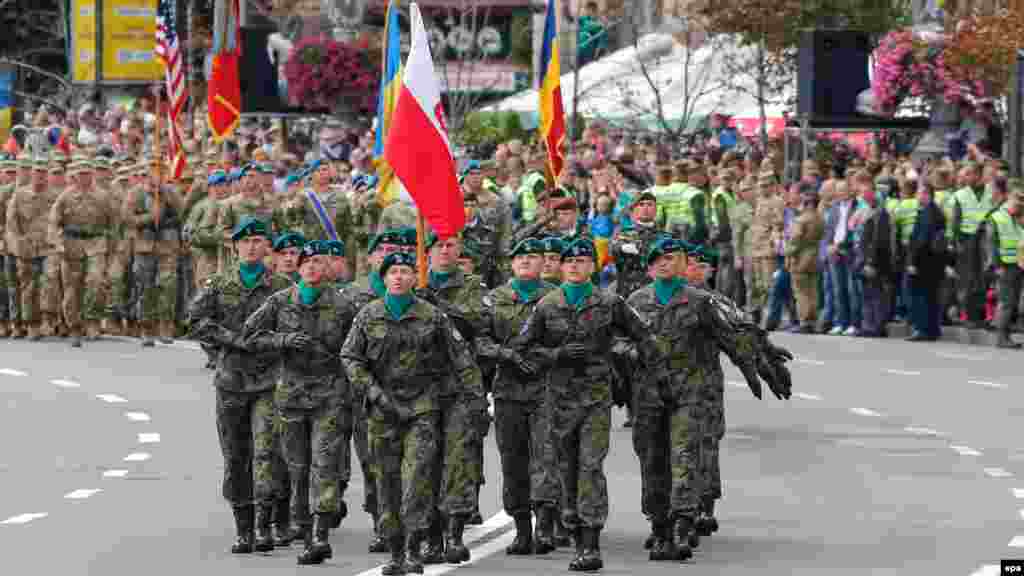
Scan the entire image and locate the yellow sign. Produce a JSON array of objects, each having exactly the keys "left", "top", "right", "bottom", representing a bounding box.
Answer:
[
  {"left": 102, "top": 0, "right": 162, "bottom": 82},
  {"left": 71, "top": 0, "right": 98, "bottom": 83},
  {"left": 71, "top": 0, "right": 162, "bottom": 84}
]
